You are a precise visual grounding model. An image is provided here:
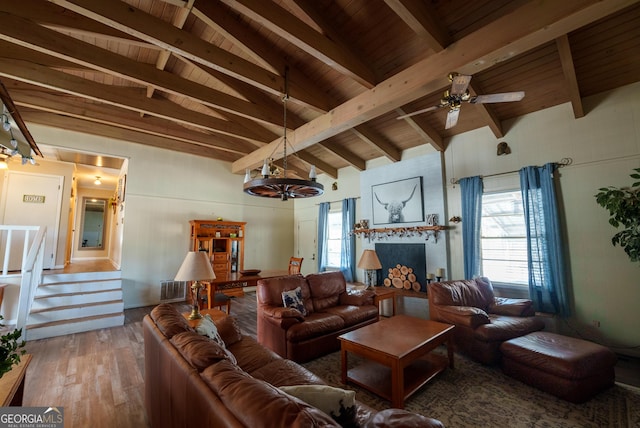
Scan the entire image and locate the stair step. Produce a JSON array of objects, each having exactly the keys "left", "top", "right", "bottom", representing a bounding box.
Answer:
[
  {"left": 42, "top": 270, "right": 121, "bottom": 285},
  {"left": 32, "top": 290, "right": 123, "bottom": 311},
  {"left": 25, "top": 313, "right": 125, "bottom": 341},
  {"left": 36, "top": 279, "right": 122, "bottom": 296},
  {"left": 30, "top": 299, "right": 124, "bottom": 315}
]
